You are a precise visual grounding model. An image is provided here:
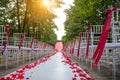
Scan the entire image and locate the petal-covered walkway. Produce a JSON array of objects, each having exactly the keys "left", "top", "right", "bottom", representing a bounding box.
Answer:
[{"left": 0, "top": 52, "right": 93, "bottom": 80}]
